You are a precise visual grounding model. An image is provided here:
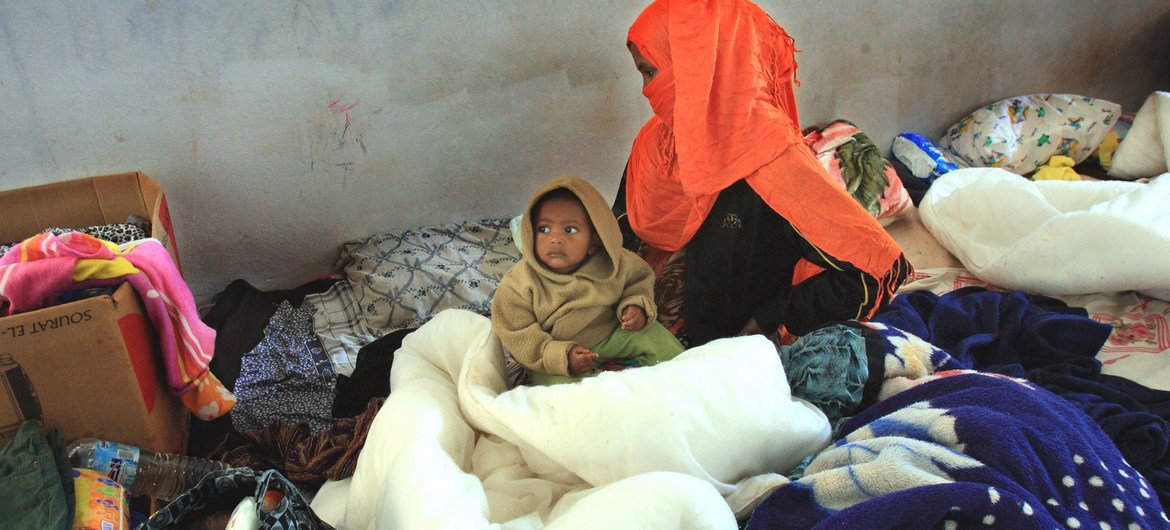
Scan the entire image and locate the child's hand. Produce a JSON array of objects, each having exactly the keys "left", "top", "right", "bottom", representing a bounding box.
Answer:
[
  {"left": 620, "top": 305, "right": 647, "bottom": 331},
  {"left": 568, "top": 344, "right": 599, "bottom": 375}
]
